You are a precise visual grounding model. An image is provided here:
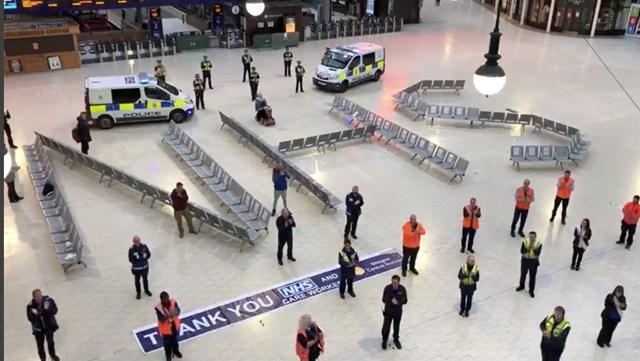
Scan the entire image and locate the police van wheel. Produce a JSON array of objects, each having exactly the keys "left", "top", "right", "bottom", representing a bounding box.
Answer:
[
  {"left": 170, "top": 110, "right": 186, "bottom": 124},
  {"left": 373, "top": 70, "right": 382, "bottom": 81},
  {"left": 97, "top": 115, "right": 114, "bottom": 129},
  {"left": 337, "top": 81, "right": 348, "bottom": 93}
]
